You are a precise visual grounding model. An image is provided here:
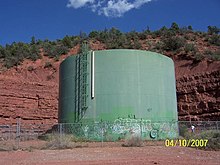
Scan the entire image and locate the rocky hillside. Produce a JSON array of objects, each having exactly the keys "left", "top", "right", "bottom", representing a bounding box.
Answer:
[{"left": 0, "top": 25, "right": 219, "bottom": 125}]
